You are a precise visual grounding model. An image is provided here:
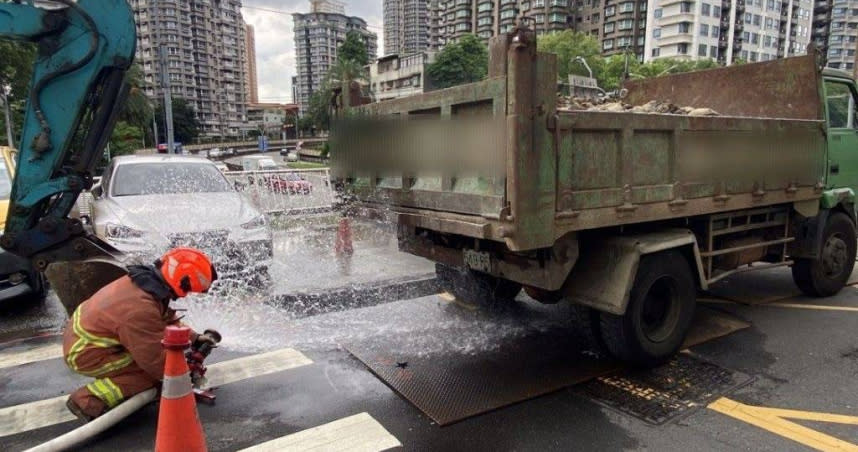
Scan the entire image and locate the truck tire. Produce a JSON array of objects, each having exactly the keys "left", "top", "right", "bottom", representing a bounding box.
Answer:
[
  {"left": 792, "top": 212, "right": 857, "bottom": 297},
  {"left": 436, "top": 263, "right": 522, "bottom": 309},
  {"left": 599, "top": 251, "right": 696, "bottom": 367}
]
